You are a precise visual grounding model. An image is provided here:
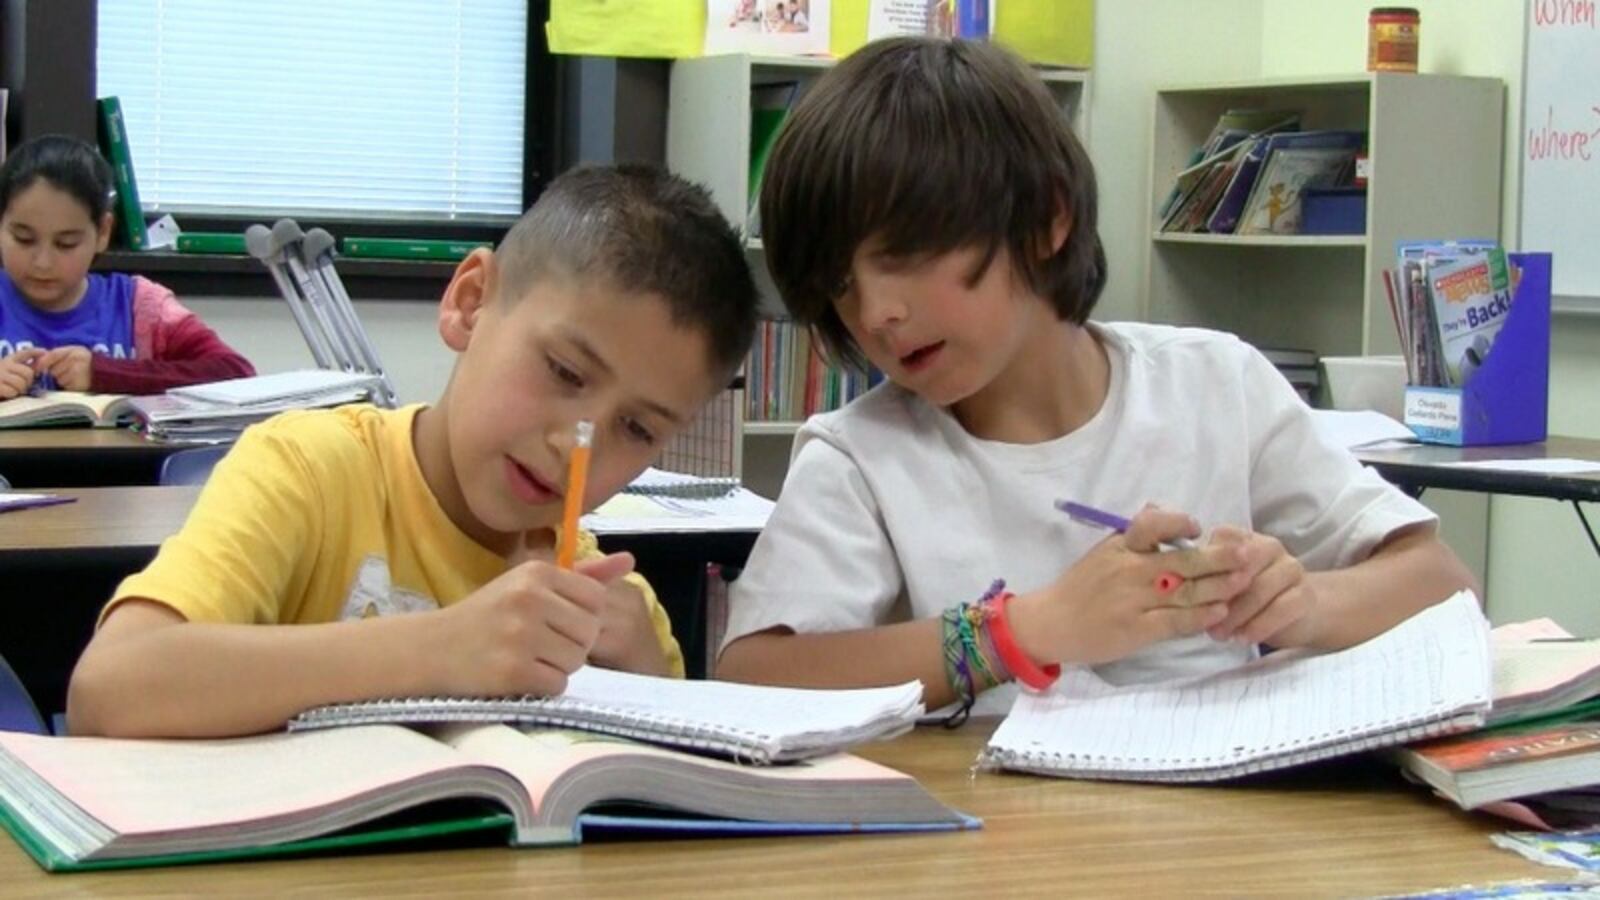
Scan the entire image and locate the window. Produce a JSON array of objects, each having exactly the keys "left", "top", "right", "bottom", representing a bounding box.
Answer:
[{"left": 97, "top": 0, "right": 530, "bottom": 224}]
